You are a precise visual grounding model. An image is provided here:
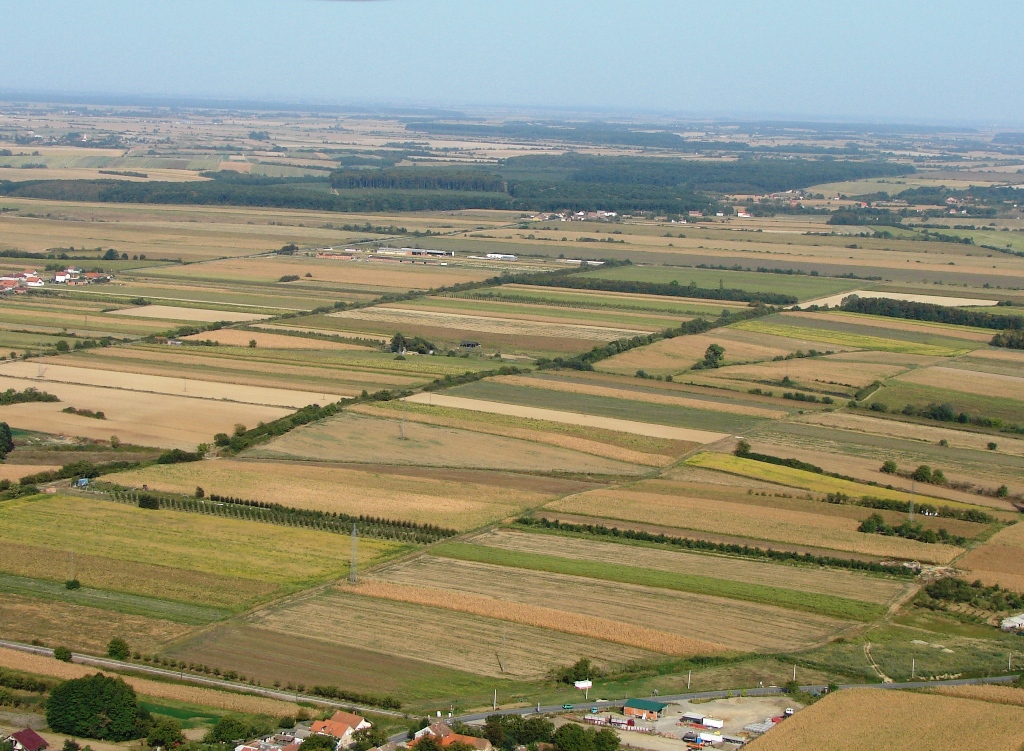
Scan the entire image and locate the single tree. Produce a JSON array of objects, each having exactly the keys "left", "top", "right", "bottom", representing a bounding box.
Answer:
[
  {"left": 54, "top": 646, "right": 73, "bottom": 662},
  {"left": 702, "top": 343, "right": 725, "bottom": 368},
  {"left": 46, "top": 673, "right": 145, "bottom": 741},
  {"left": 147, "top": 717, "right": 184, "bottom": 749},
  {"left": 107, "top": 637, "right": 131, "bottom": 661}
]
